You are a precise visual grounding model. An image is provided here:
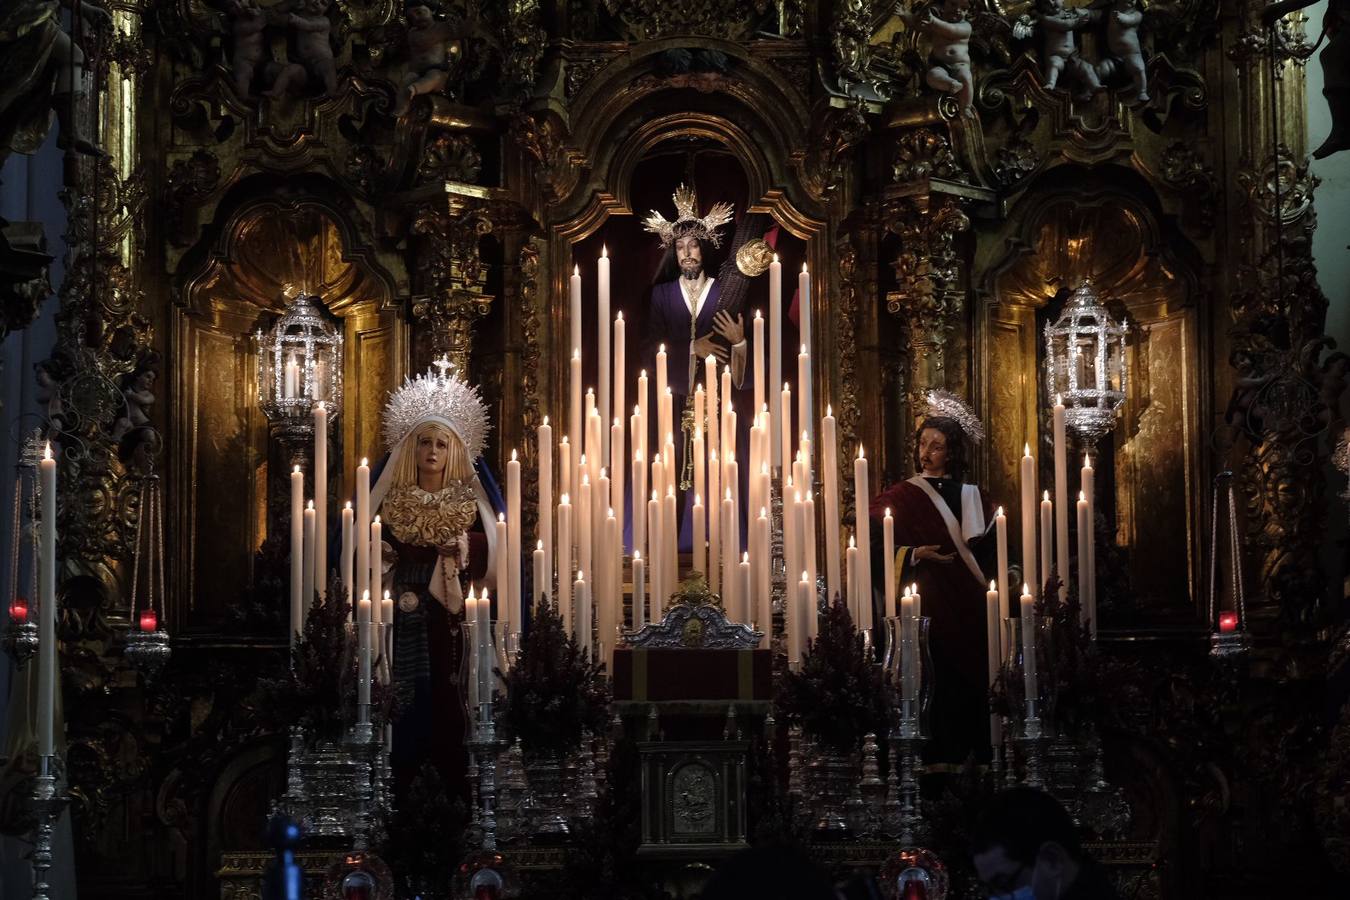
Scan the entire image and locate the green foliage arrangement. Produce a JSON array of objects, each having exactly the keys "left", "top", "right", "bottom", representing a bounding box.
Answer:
[
  {"left": 500, "top": 600, "right": 609, "bottom": 757},
  {"left": 776, "top": 598, "right": 891, "bottom": 753}
]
